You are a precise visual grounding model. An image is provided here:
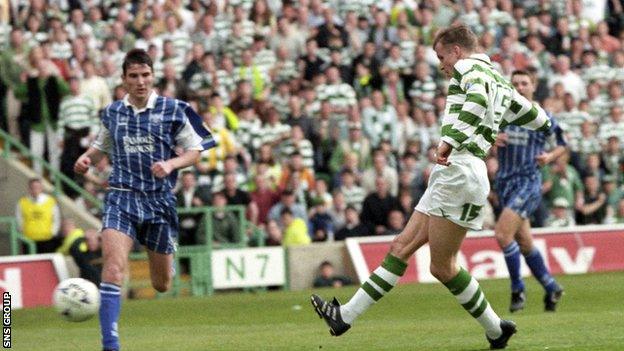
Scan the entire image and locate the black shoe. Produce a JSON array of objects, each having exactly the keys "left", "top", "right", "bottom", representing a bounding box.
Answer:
[
  {"left": 487, "top": 320, "right": 517, "bottom": 349},
  {"left": 509, "top": 290, "right": 526, "bottom": 313},
  {"left": 544, "top": 286, "right": 564, "bottom": 312},
  {"left": 310, "top": 294, "right": 351, "bottom": 336}
]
